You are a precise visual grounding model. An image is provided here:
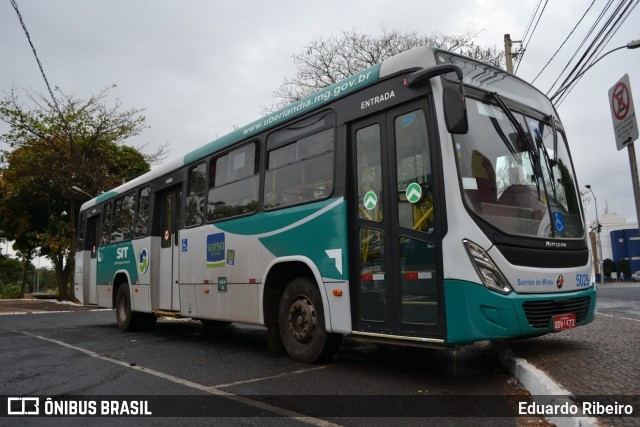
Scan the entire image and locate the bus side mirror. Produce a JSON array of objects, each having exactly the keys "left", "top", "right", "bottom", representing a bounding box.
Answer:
[
  {"left": 443, "top": 84, "right": 468, "bottom": 134},
  {"left": 406, "top": 64, "right": 468, "bottom": 134}
]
